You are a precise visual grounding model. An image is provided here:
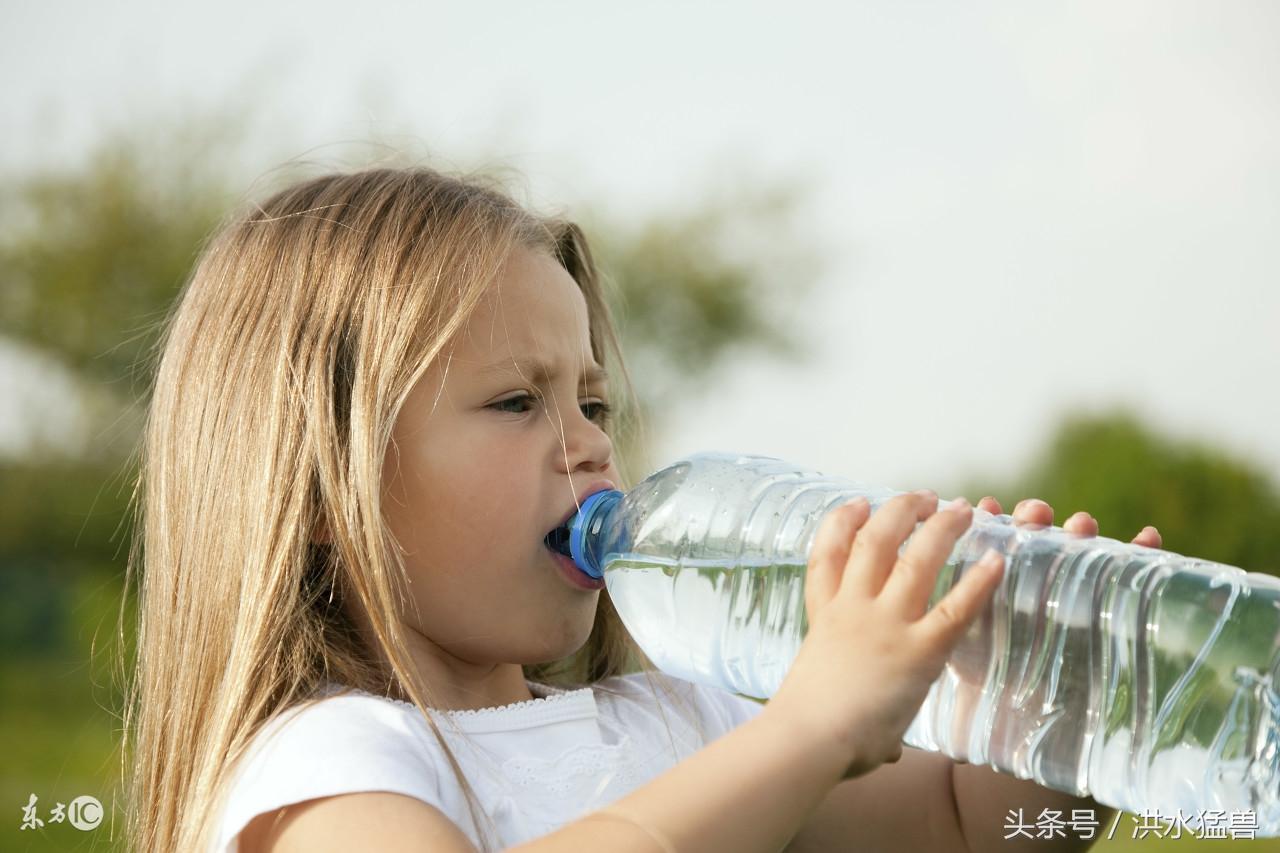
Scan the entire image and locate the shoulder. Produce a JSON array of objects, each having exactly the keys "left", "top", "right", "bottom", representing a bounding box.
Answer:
[
  {"left": 593, "top": 670, "right": 765, "bottom": 747},
  {"left": 212, "top": 689, "right": 461, "bottom": 853}
]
